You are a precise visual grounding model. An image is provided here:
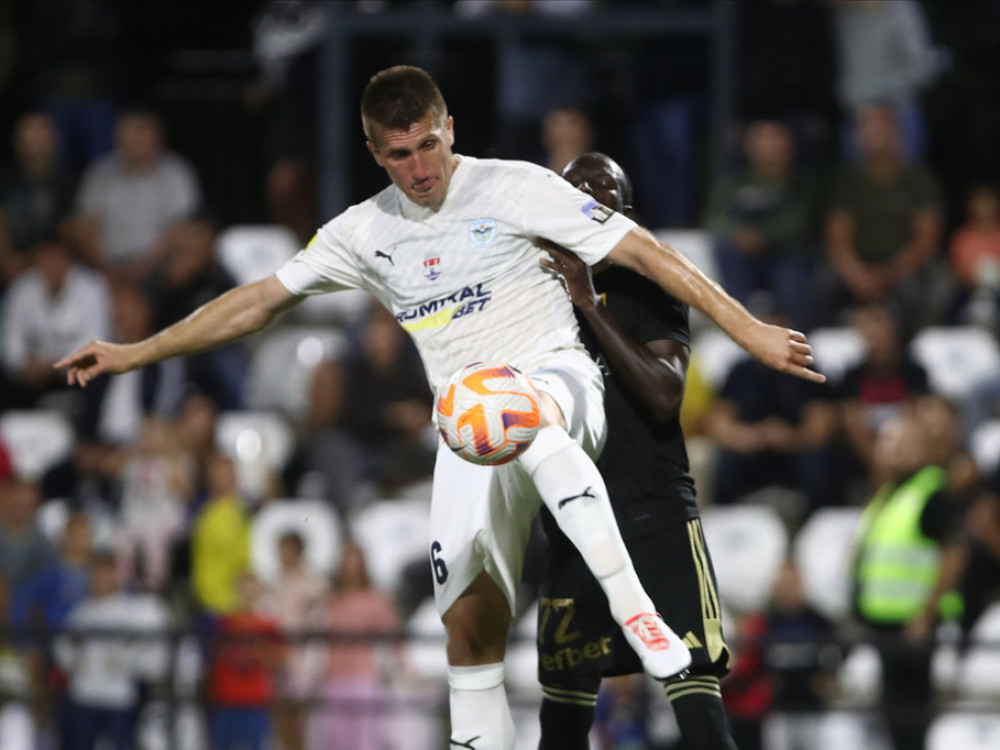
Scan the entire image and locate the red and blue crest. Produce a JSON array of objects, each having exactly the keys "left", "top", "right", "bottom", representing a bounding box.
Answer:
[{"left": 423, "top": 256, "right": 441, "bottom": 281}]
